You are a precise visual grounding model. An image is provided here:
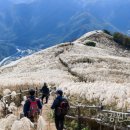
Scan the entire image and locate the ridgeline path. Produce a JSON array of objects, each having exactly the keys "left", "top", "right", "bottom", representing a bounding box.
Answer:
[{"left": 42, "top": 96, "right": 56, "bottom": 130}]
